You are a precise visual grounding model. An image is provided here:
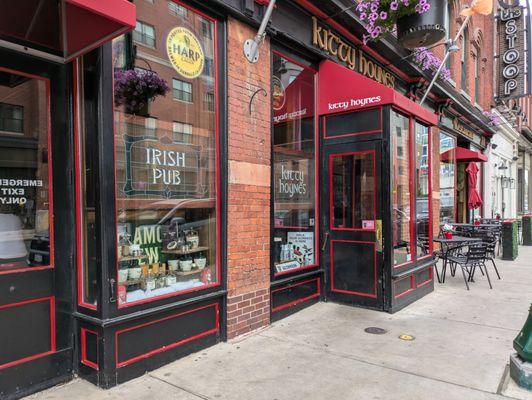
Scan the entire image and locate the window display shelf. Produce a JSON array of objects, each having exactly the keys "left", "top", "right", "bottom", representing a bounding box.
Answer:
[
  {"left": 119, "top": 268, "right": 206, "bottom": 286},
  {"left": 162, "top": 246, "right": 209, "bottom": 255},
  {"left": 118, "top": 255, "right": 148, "bottom": 262}
]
